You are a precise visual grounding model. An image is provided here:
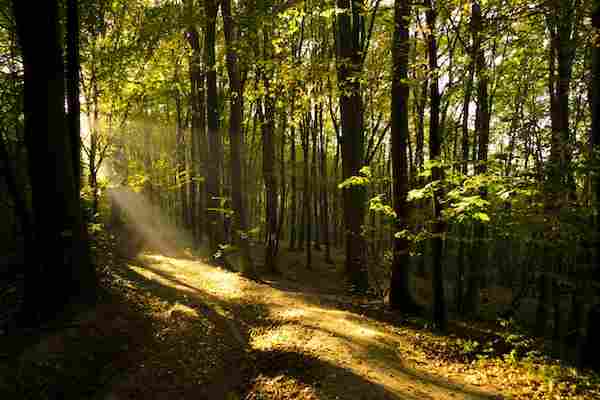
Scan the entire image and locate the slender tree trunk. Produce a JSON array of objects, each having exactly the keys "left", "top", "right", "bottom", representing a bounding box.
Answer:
[
  {"left": 582, "top": 0, "right": 600, "bottom": 367},
  {"left": 222, "top": 0, "right": 255, "bottom": 277},
  {"left": 465, "top": 1, "right": 488, "bottom": 317},
  {"left": 389, "top": 0, "right": 420, "bottom": 313},
  {"left": 312, "top": 104, "right": 321, "bottom": 251},
  {"left": 66, "top": 0, "right": 81, "bottom": 194},
  {"left": 186, "top": 22, "right": 206, "bottom": 245},
  {"left": 547, "top": 0, "right": 578, "bottom": 196},
  {"left": 336, "top": 0, "right": 368, "bottom": 292},
  {"left": 320, "top": 105, "right": 333, "bottom": 263},
  {"left": 290, "top": 122, "right": 297, "bottom": 250},
  {"left": 461, "top": 59, "right": 474, "bottom": 175},
  {"left": 261, "top": 76, "right": 278, "bottom": 273},
  {"left": 260, "top": 21, "right": 279, "bottom": 273},
  {"left": 592, "top": 1, "right": 600, "bottom": 276},
  {"left": 205, "top": 0, "right": 224, "bottom": 254},
  {"left": 276, "top": 107, "right": 287, "bottom": 259},
  {"left": 426, "top": 0, "right": 447, "bottom": 331},
  {"left": 174, "top": 60, "right": 188, "bottom": 229},
  {"left": 302, "top": 113, "right": 312, "bottom": 268}
]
